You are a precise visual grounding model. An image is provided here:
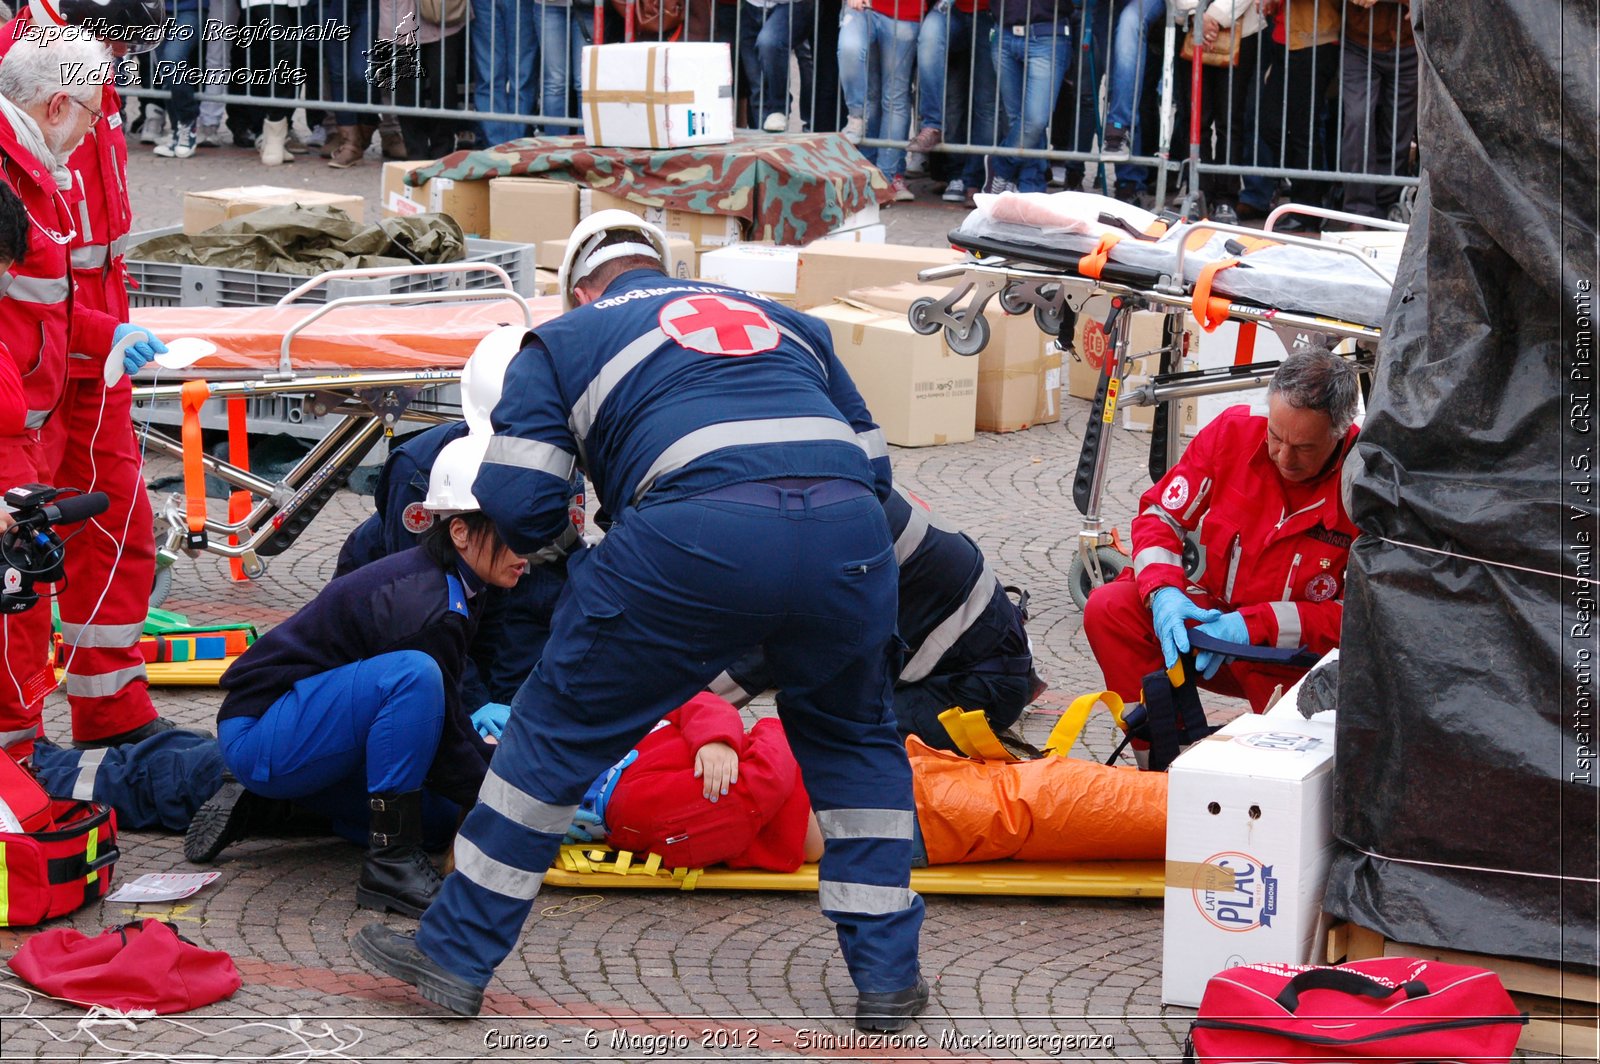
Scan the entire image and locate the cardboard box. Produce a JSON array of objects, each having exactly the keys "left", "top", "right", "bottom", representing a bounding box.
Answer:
[
  {"left": 1162, "top": 711, "right": 1339, "bottom": 1007},
  {"left": 580, "top": 42, "right": 734, "bottom": 149},
  {"left": 1069, "top": 298, "right": 1197, "bottom": 404},
  {"left": 537, "top": 235, "right": 697, "bottom": 280},
  {"left": 380, "top": 160, "right": 491, "bottom": 237},
  {"left": 182, "top": 186, "right": 365, "bottom": 235},
  {"left": 489, "top": 178, "right": 579, "bottom": 246},
  {"left": 1191, "top": 318, "right": 1283, "bottom": 430},
  {"left": 575, "top": 188, "right": 746, "bottom": 249},
  {"left": 849, "top": 283, "right": 1060, "bottom": 433},
  {"left": 698, "top": 243, "right": 799, "bottom": 295},
  {"left": 806, "top": 303, "right": 976, "bottom": 447},
  {"left": 814, "top": 223, "right": 887, "bottom": 244},
  {"left": 793, "top": 243, "right": 966, "bottom": 310}
]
